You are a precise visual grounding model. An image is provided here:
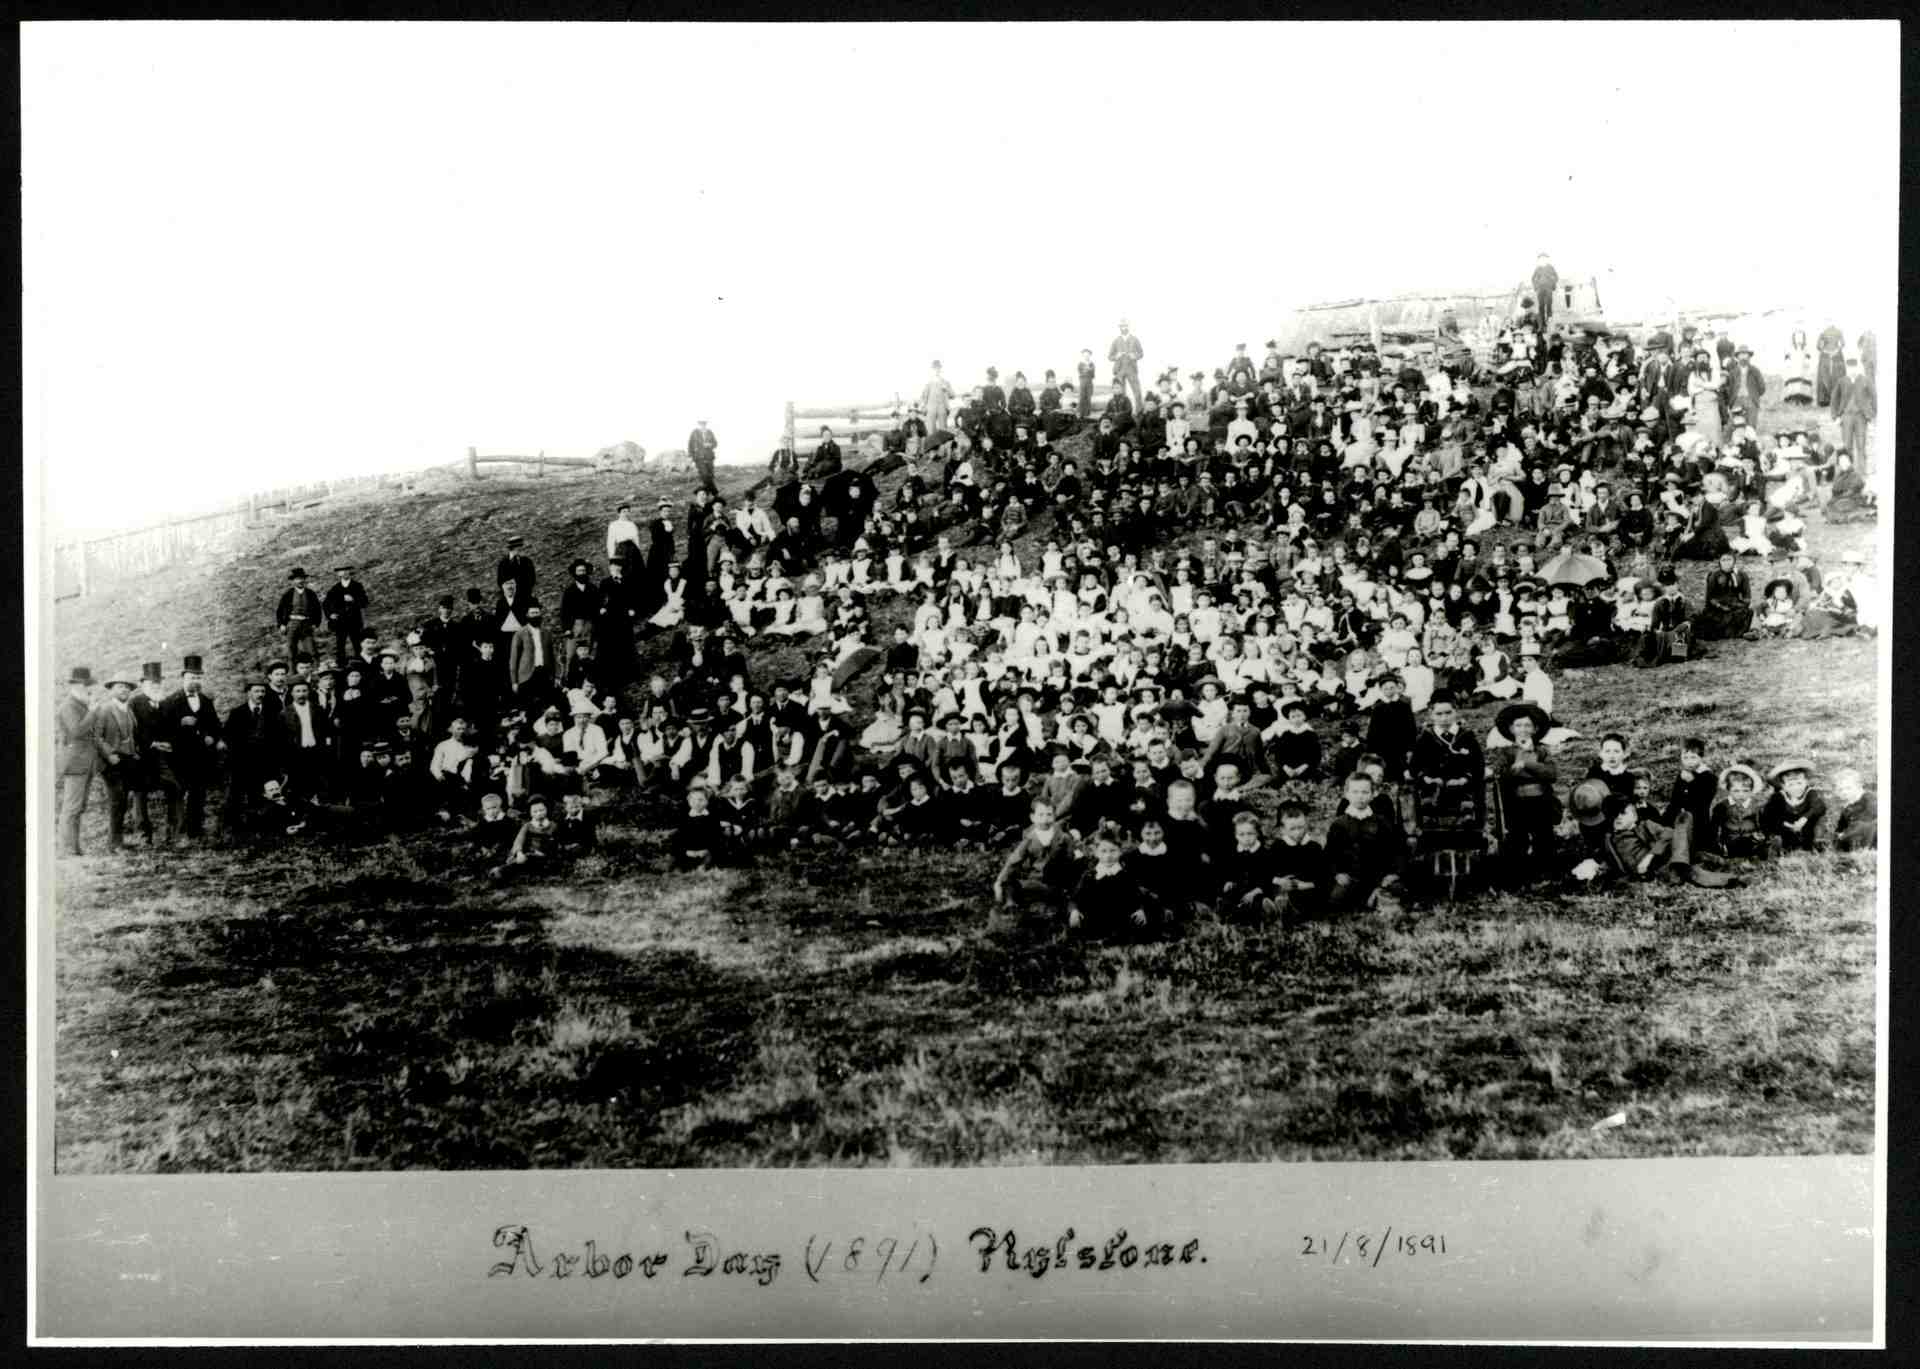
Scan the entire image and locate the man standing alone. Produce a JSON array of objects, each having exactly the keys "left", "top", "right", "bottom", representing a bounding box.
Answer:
[
  {"left": 1530, "top": 253, "right": 1560, "bottom": 332},
  {"left": 1108, "top": 320, "right": 1144, "bottom": 412},
  {"left": 55, "top": 667, "right": 98, "bottom": 857},
  {"left": 688, "top": 418, "right": 719, "bottom": 493}
]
